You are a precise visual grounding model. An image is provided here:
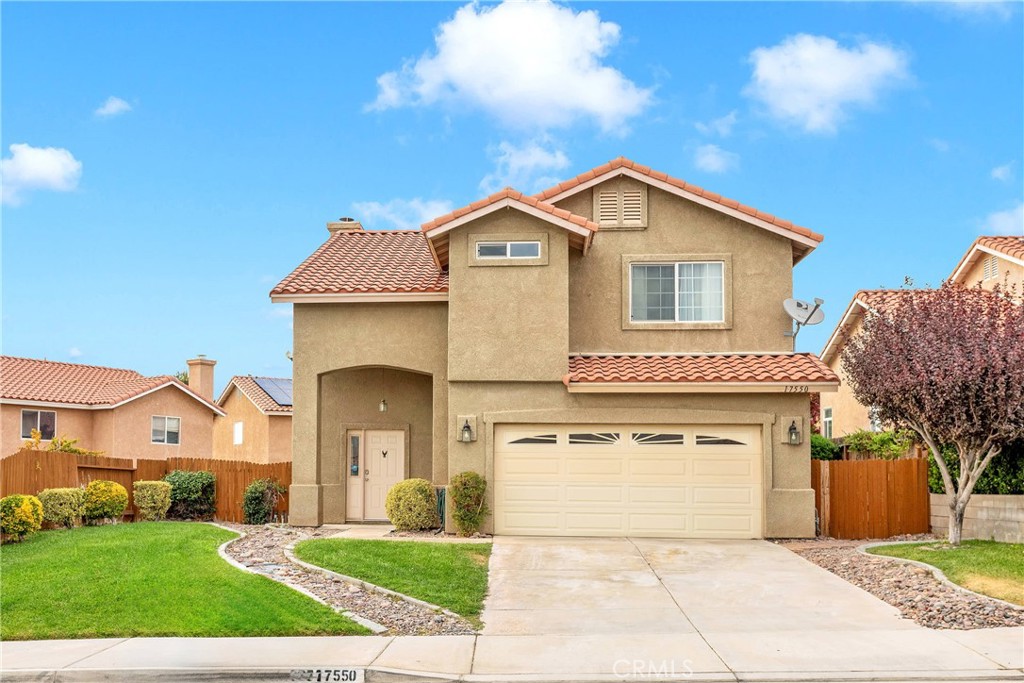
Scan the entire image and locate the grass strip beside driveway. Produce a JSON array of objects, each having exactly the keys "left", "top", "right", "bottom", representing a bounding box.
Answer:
[
  {"left": 0, "top": 522, "right": 368, "bottom": 640},
  {"left": 868, "top": 540, "right": 1024, "bottom": 605},
  {"left": 294, "top": 538, "right": 491, "bottom": 619}
]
